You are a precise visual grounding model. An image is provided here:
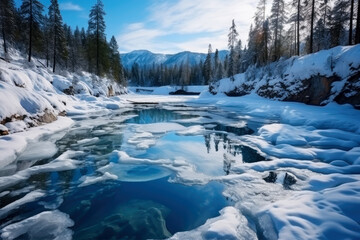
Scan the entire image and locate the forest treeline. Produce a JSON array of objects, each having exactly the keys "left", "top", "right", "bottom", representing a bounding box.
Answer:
[
  {"left": 129, "top": 0, "right": 360, "bottom": 87},
  {"left": 1, "top": 0, "right": 359, "bottom": 88},
  {"left": 0, "top": 0, "right": 126, "bottom": 86}
]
